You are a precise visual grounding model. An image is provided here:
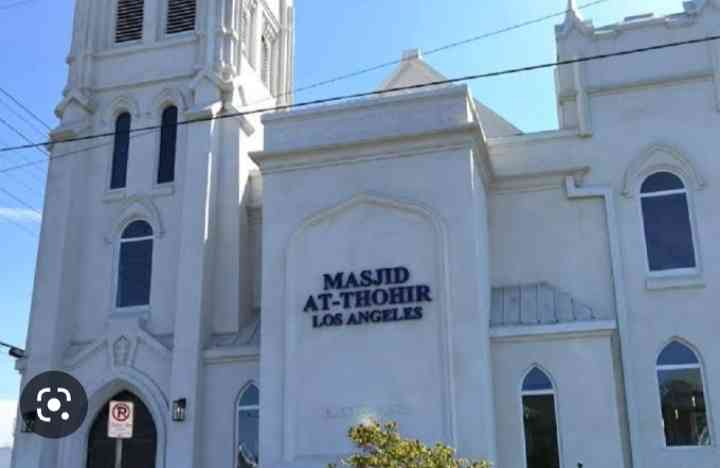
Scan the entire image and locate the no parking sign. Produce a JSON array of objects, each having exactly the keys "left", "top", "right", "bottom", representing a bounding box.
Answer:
[{"left": 108, "top": 401, "right": 134, "bottom": 439}]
